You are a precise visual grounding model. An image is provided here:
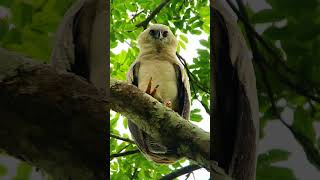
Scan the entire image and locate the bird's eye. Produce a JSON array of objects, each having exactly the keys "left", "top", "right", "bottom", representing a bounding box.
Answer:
[
  {"left": 163, "top": 31, "right": 168, "bottom": 37},
  {"left": 149, "top": 30, "right": 155, "bottom": 35}
]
